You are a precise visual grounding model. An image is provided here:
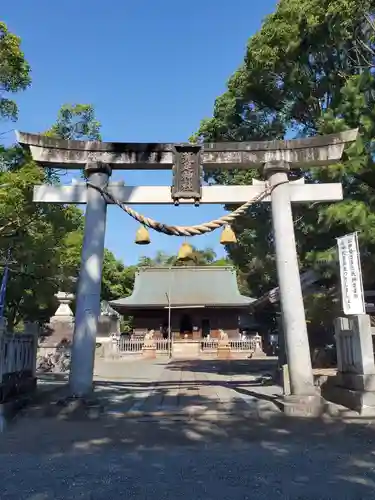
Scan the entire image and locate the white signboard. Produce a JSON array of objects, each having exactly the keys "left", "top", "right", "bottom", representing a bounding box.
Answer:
[{"left": 337, "top": 232, "right": 365, "bottom": 315}]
